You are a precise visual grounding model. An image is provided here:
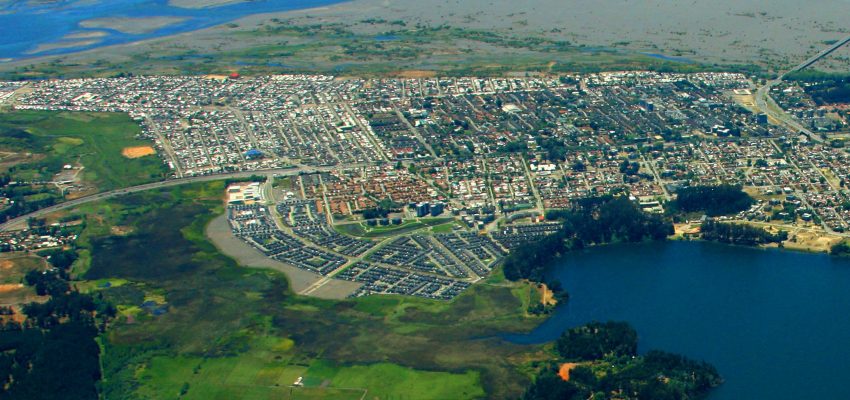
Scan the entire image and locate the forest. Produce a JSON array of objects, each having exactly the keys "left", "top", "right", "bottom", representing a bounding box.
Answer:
[
  {"left": 700, "top": 220, "right": 787, "bottom": 246},
  {"left": 786, "top": 71, "right": 850, "bottom": 105},
  {"left": 671, "top": 184, "right": 754, "bottom": 216},
  {"left": 0, "top": 248, "right": 113, "bottom": 400},
  {"left": 523, "top": 322, "right": 722, "bottom": 400},
  {"left": 503, "top": 196, "right": 673, "bottom": 282}
]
